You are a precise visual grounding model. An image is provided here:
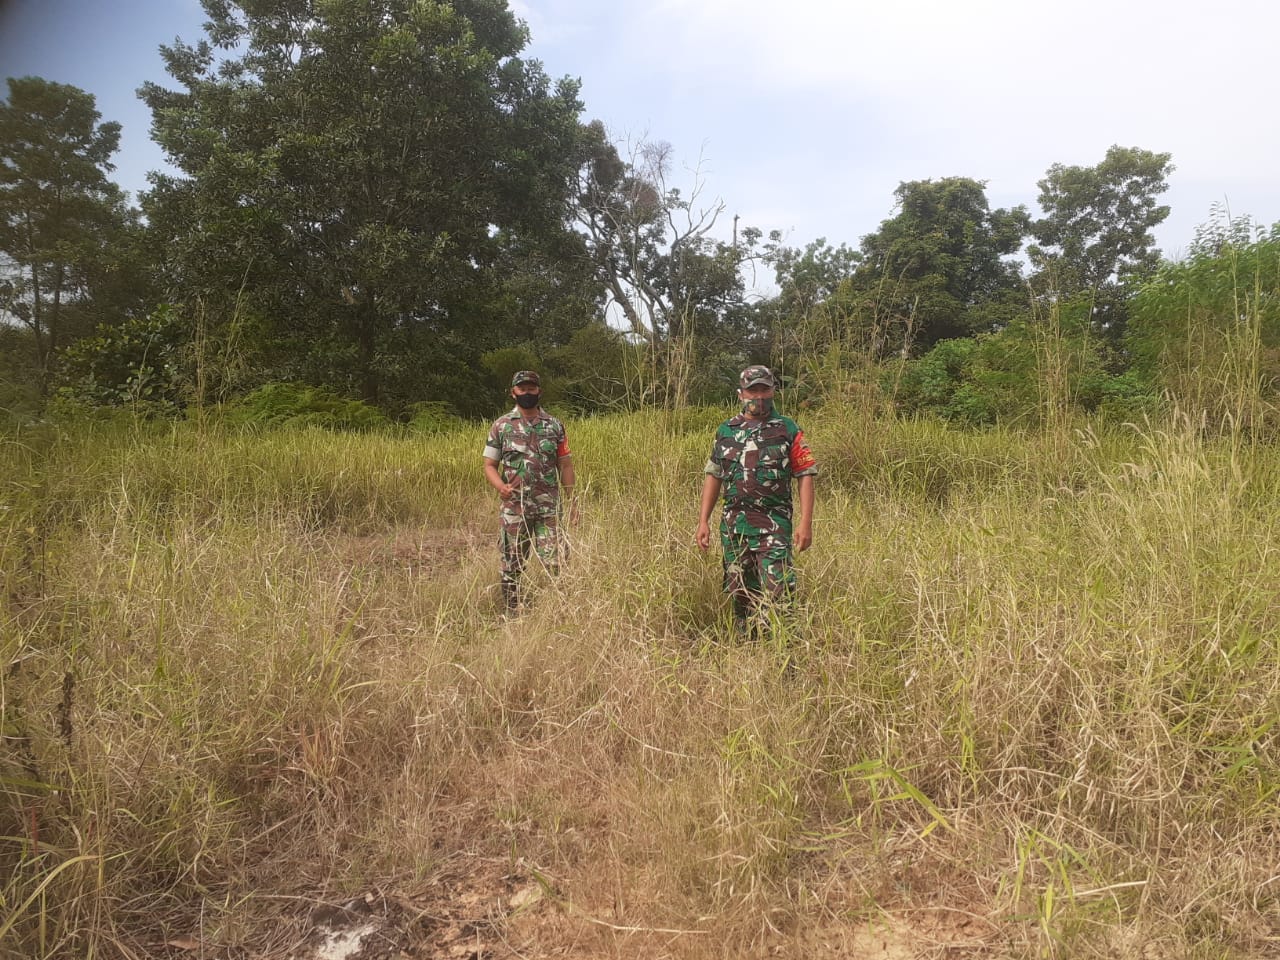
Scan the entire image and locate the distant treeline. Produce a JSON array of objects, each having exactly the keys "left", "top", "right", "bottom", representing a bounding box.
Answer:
[{"left": 3, "top": 0, "right": 1279, "bottom": 428}]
